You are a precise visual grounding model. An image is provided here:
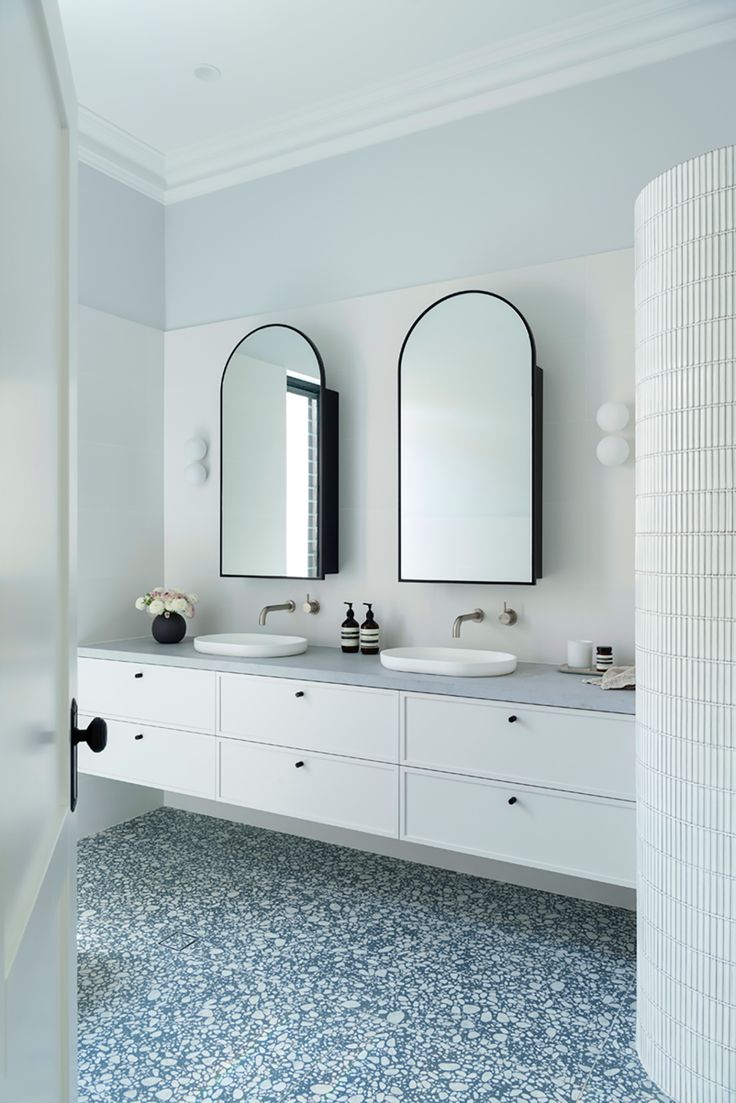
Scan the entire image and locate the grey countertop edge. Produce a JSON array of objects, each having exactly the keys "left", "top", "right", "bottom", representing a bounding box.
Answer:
[{"left": 78, "top": 638, "right": 635, "bottom": 716}]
